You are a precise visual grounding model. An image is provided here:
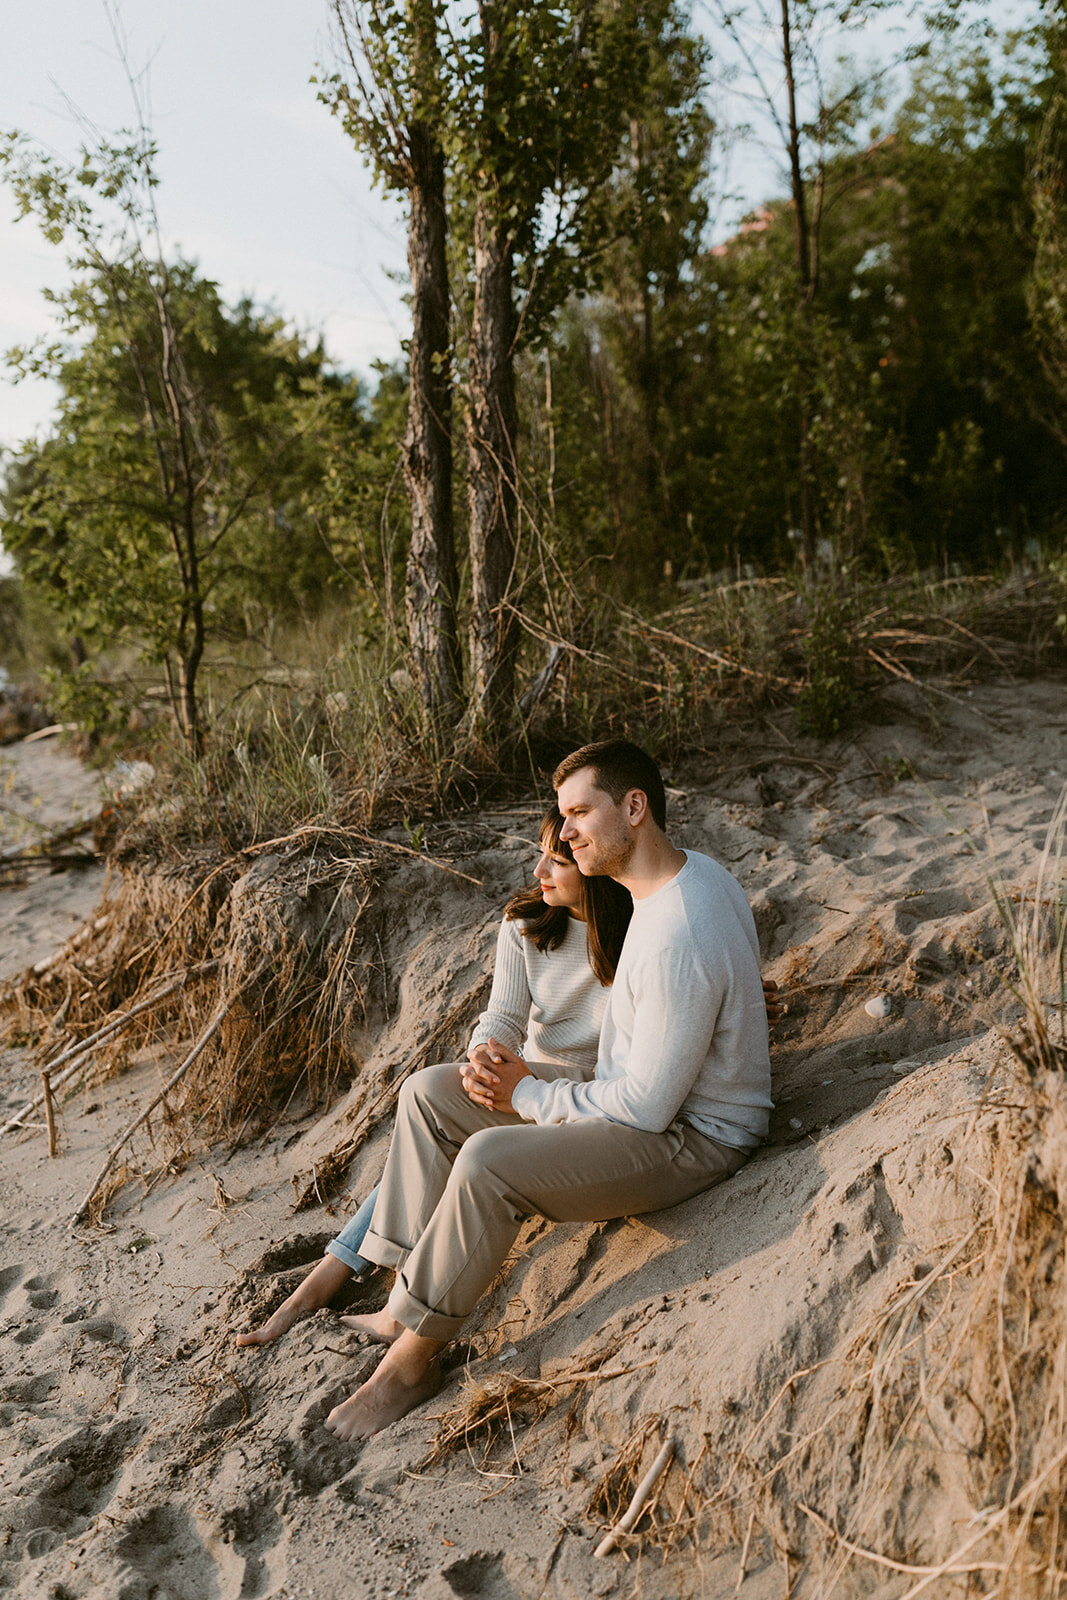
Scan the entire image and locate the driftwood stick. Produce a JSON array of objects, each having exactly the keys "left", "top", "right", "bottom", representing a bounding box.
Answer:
[
  {"left": 69, "top": 980, "right": 250, "bottom": 1229},
  {"left": 1, "top": 963, "right": 220, "bottom": 1138},
  {"left": 735, "top": 1508, "right": 757, "bottom": 1595},
  {"left": 41, "top": 1071, "right": 58, "bottom": 1158},
  {"left": 0, "top": 811, "right": 100, "bottom": 857},
  {"left": 594, "top": 1437, "right": 675, "bottom": 1558},
  {"left": 30, "top": 912, "right": 111, "bottom": 976}
]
